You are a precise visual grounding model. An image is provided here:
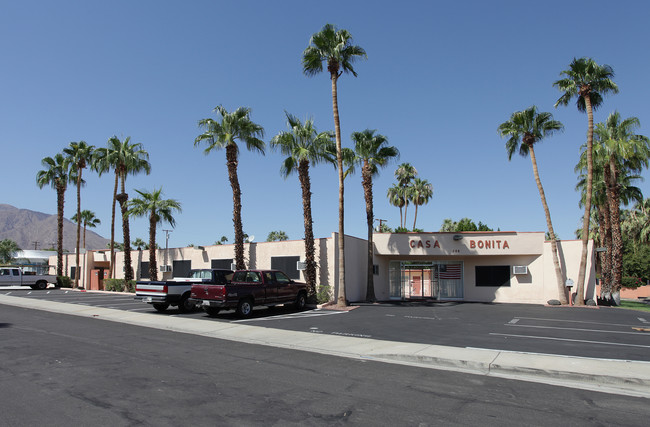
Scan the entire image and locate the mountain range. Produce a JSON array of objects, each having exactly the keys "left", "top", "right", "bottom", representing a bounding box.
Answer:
[{"left": 0, "top": 204, "right": 110, "bottom": 252}]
